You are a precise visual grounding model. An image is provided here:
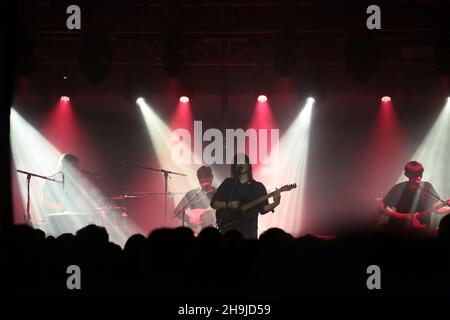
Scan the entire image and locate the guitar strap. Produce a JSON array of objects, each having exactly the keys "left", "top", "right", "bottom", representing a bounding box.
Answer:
[
  {"left": 419, "top": 184, "right": 448, "bottom": 206},
  {"left": 218, "top": 176, "right": 239, "bottom": 229}
]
